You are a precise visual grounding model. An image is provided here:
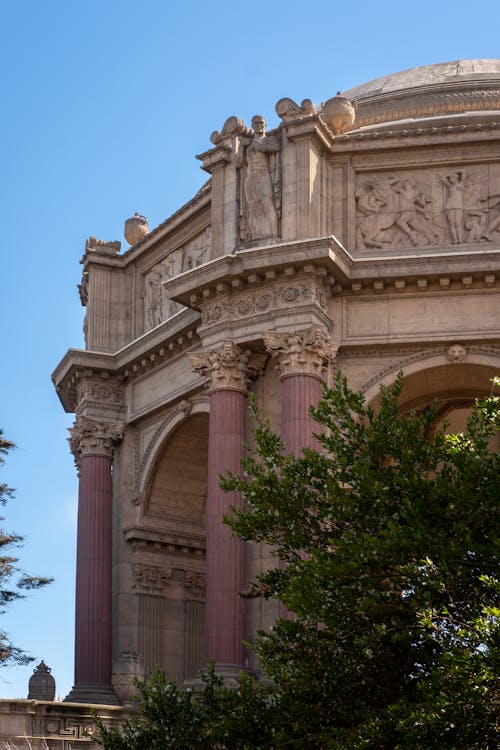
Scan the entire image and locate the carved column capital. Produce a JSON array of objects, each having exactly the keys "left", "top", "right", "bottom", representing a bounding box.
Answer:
[
  {"left": 263, "top": 325, "right": 335, "bottom": 379},
  {"left": 189, "top": 340, "right": 266, "bottom": 393},
  {"left": 69, "top": 416, "right": 125, "bottom": 466}
]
